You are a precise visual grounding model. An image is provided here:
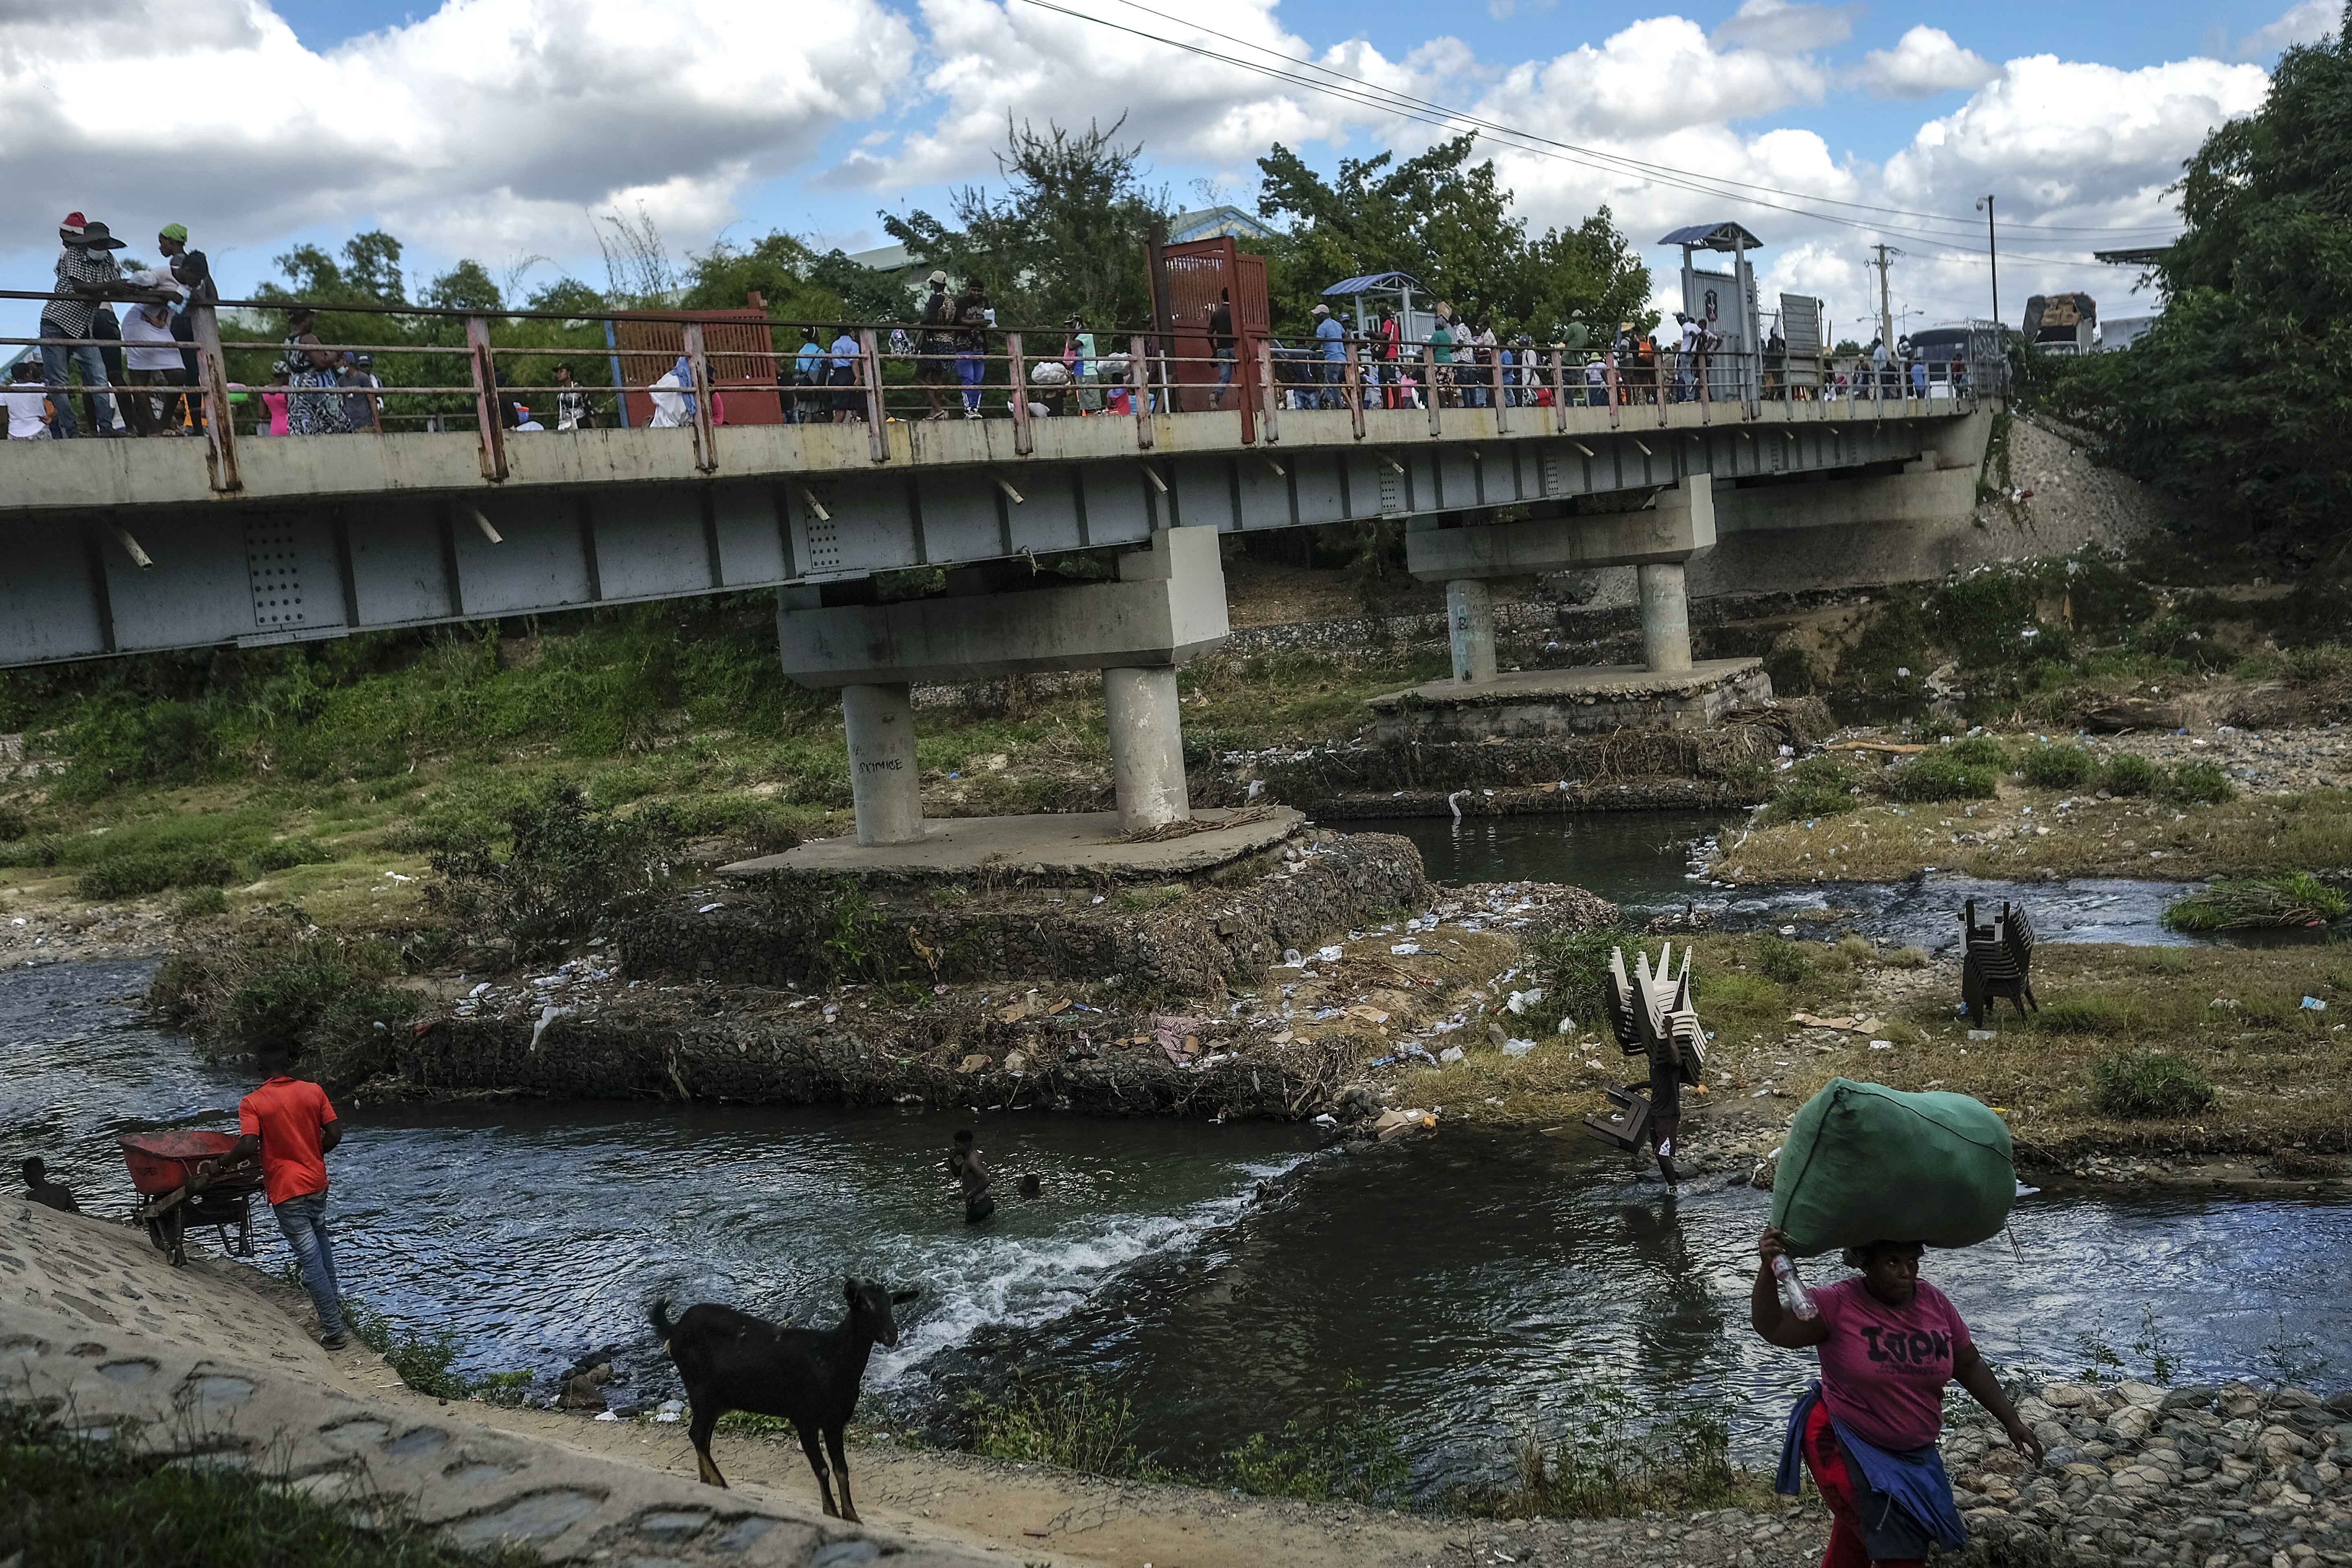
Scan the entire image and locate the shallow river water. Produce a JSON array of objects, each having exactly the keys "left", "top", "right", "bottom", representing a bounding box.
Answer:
[{"left": 8, "top": 955, "right": 2348, "bottom": 1498}]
